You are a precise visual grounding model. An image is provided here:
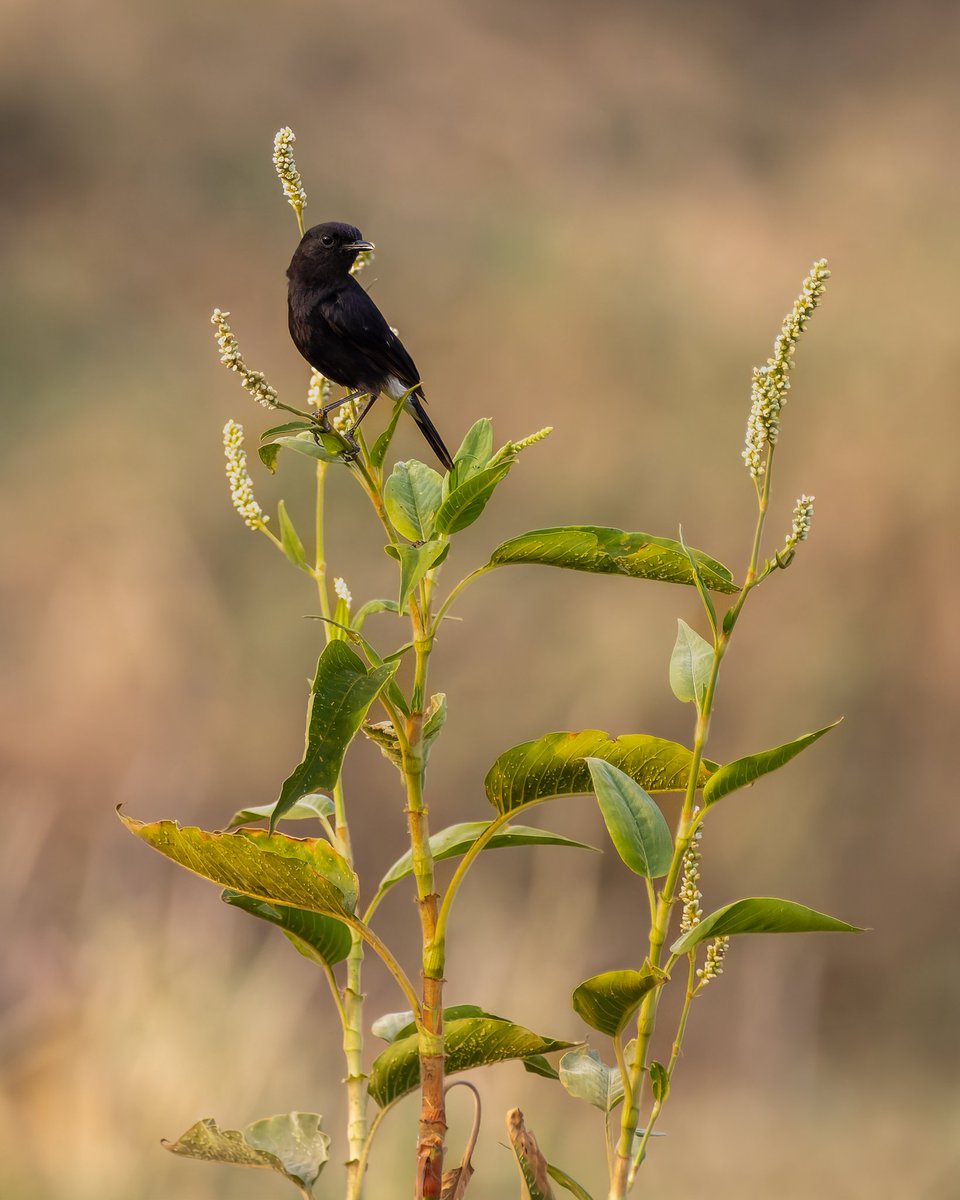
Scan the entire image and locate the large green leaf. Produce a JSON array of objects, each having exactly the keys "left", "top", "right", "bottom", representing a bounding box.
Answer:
[
  {"left": 489, "top": 527, "right": 738, "bottom": 593},
  {"left": 227, "top": 794, "right": 334, "bottom": 831},
  {"left": 273, "top": 641, "right": 398, "bottom": 830},
  {"left": 221, "top": 891, "right": 352, "bottom": 966},
  {"left": 376, "top": 821, "right": 598, "bottom": 898},
  {"left": 669, "top": 619, "right": 713, "bottom": 710},
  {"left": 571, "top": 967, "right": 662, "bottom": 1038},
  {"left": 486, "top": 731, "right": 711, "bottom": 815},
  {"left": 586, "top": 759, "right": 673, "bottom": 879},
  {"left": 383, "top": 460, "right": 444, "bottom": 541},
  {"left": 702, "top": 720, "right": 842, "bottom": 807},
  {"left": 558, "top": 1047, "right": 623, "bottom": 1112},
  {"left": 670, "top": 897, "right": 863, "bottom": 955},
  {"left": 163, "top": 1113, "right": 329, "bottom": 1199},
  {"left": 368, "top": 1017, "right": 576, "bottom": 1107},
  {"left": 384, "top": 539, "right": 450, "bottom": 612},
  {"left": 434, "top": 462, "right": 513, "bottom": 535},
  {"left": 120, "top": 814, "right": 358, "bottom": 917}
]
